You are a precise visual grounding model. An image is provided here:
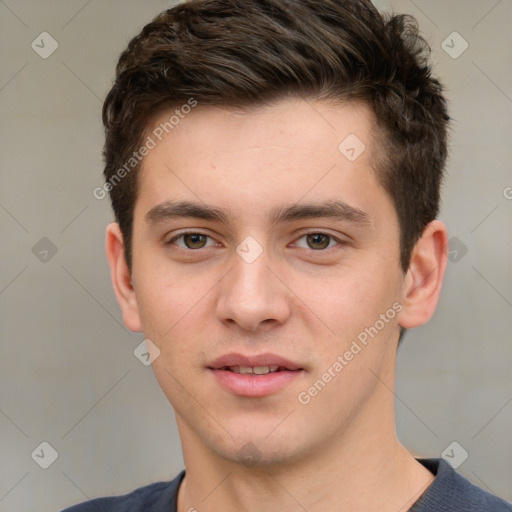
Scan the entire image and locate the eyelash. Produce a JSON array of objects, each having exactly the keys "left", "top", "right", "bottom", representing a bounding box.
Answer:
[
  {"left": 166, "top": 231, "right": 218, "bottom": 249},
  {"left": 166, "top": 231, "right": 344, "bottom": 251}
]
